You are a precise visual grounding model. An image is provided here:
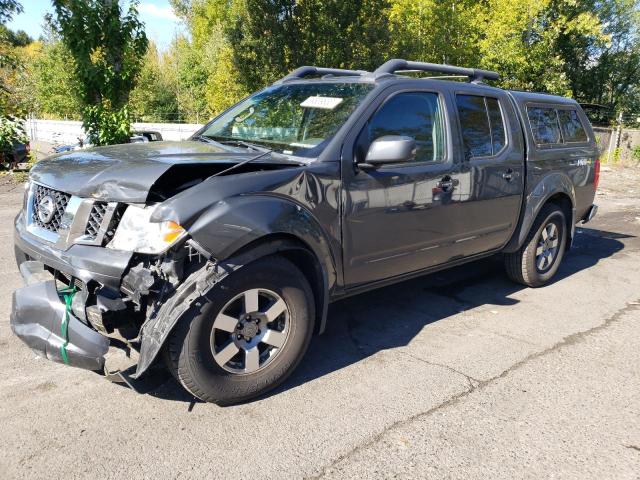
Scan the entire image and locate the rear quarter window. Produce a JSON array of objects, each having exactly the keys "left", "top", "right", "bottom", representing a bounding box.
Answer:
[
  {"left": 558, "top": 109, "right": 588, "bottom": 142},
  {"left": 527, "top": 107, "right": 561, "bottom": 145}
]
